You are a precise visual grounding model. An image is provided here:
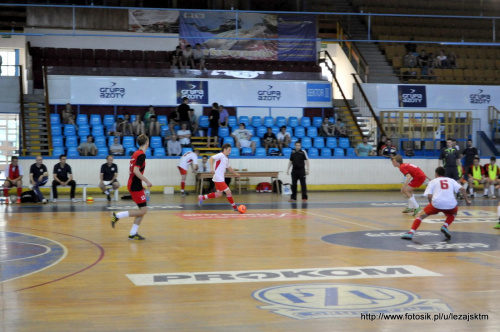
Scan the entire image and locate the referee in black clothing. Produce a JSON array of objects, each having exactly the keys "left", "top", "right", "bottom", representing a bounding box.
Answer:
[
  {"left": 287, "top": 141, "right": 310, "bottom": 202},
  {"left": 438, "top": 138, "right": 461, "bottom": 180}
]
